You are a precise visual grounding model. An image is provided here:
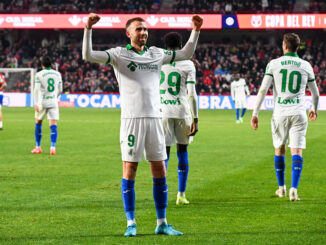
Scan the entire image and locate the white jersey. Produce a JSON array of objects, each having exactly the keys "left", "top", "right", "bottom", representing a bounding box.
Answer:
[
  {"left": 231, "top": 78, "right": 249, "bottom": 101},
  {"left": 106, "top": 45, "right": 175, "bottom": 118},
  {"left": 265, "top": 53, "right": 315, "bottom": 116},
  {"left": 160, "top": 60, "right": 196, "bottom": 119},
  {"left": 34, "top": 68, "right": 63, "bottom": 108}
]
